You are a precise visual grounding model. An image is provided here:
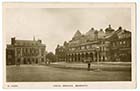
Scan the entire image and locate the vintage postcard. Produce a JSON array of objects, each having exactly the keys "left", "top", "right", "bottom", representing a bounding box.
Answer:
[{"left": 3, "top": 2, "right": 136, "bottom": 88}]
